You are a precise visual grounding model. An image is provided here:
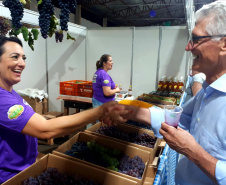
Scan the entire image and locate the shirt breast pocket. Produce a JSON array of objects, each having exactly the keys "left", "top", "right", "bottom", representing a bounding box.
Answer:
[{"left": 199, "top": 125, "right": 226, "bottom": 160}]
